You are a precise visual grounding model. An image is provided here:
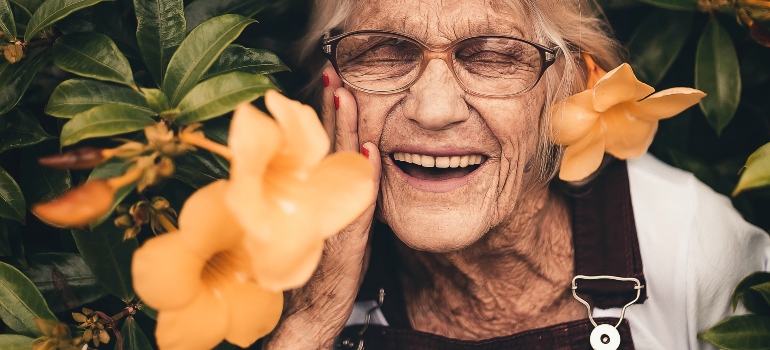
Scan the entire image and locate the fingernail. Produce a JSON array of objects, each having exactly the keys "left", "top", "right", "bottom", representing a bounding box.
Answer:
[
  {"left": 322, "top": 73, "right": 329, "bottom": 87},
  {"left": 334, "top": 94, "right": 340, "bottom": 110},
  {"left": 361, "top": 146, "right": 370, "bottom": 158}
]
